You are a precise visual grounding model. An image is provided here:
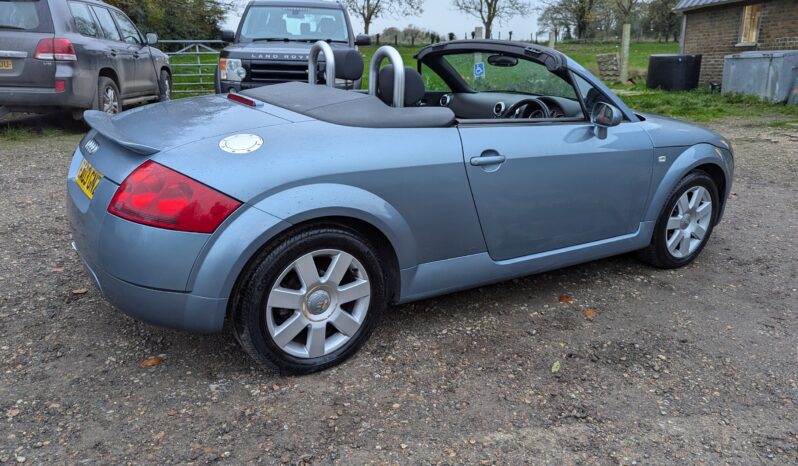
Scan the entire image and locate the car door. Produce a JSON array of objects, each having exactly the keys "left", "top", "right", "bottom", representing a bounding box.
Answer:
[
  {"left": 90, "top": 5, "right": 135, "bottom": 96},
  {"left": 455, "top": 61, "right": 653, "bottom": 261},
  {"left": 110, "top": 9, "right": 154, "bottom": 96}
]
